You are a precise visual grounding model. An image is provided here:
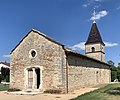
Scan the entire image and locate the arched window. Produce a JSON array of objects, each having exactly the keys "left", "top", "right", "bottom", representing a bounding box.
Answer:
[{"left": 91, "top": 47, "right": 95, "bottom": 52}]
